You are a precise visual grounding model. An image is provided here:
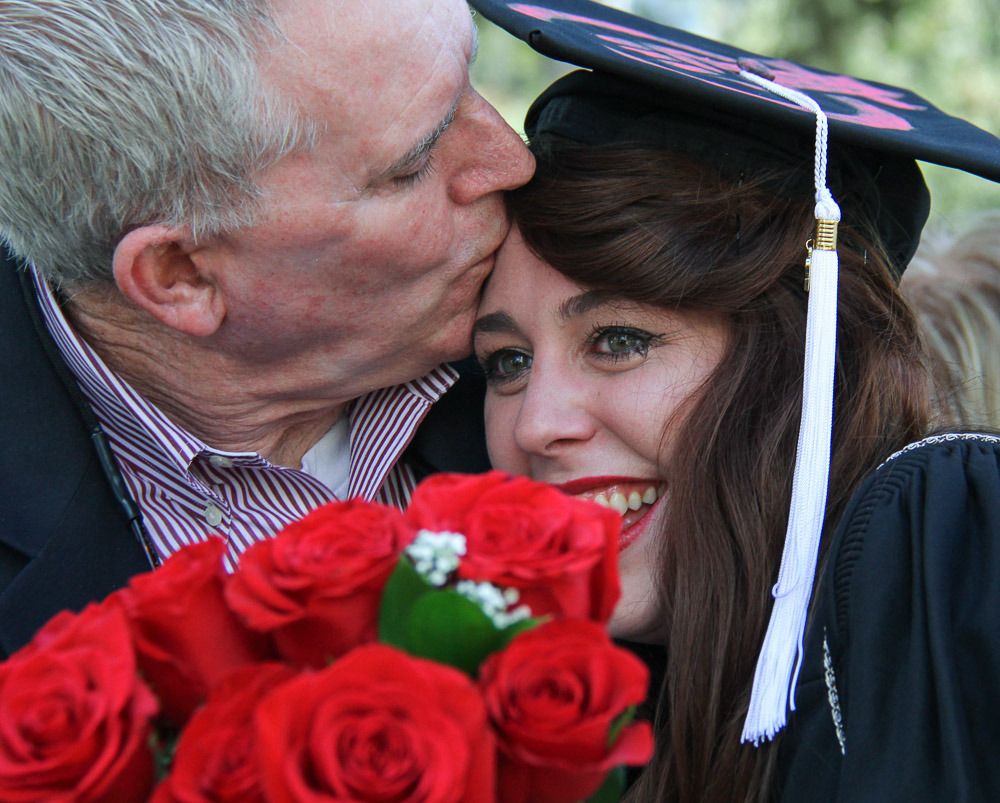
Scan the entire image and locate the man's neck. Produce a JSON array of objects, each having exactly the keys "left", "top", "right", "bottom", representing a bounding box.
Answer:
[{"left": 64, "top": 292, "right": 346, "bottom": 468}]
